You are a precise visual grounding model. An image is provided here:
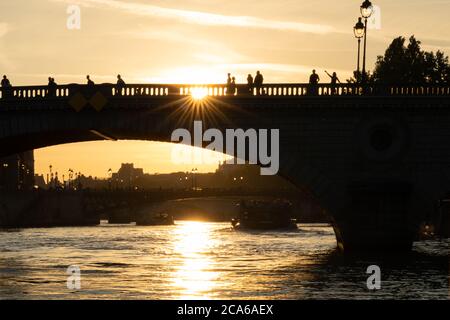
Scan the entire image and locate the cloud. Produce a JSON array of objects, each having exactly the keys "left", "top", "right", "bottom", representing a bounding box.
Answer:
[
  {"left": 121, "top": 29, "right": 246, "bottom": 62},
  {"left": 51, "top": 0, "right": 336, "bottom": 35}
]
